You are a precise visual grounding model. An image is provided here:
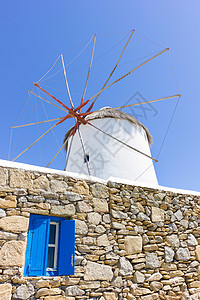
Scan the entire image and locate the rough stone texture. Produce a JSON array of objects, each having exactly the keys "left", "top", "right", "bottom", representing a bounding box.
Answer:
[
  {"left": 51, "top": 204, "right": 75, "bottom": 217},
  {"left": 65, "top": 286, "right": 84, "bottom": 296},
  {"left": 0, "top": 216, "right": 29, "bottom": 233},
  {"left": 151, "top": 207, "right": 164, "bottom": 222},
  {"left": 0, "top": 283, "right": 12, "bottom": 300},
  {"left": 75, "top": 219, "right": 88, "bottom": 235},
  {"left": 84, "top": 261, "right": 113, "bottom": 281},
  {"left": 10, "top": 169, "right": 32, "bottom": 189},
  {"left": 97, "top": 234, "right": 110, "bottom": 246},
  {"left": 175, "top": 247, "right": 191, "bottom": 261},
  {"left": 0, "top": 165, "right": 200, "bottom": 299},
  {"left": 145, "top": 253, "right": 159, "bottom": 269},
  {"left": 133, "top": 270, "right": 145, "bottom": 283},
  {"left": 33, "top": 175, "right": 50, "bottom": 191},
  {"left": 119, "top": 257, "right": 133, "bottom": 276},
  {"left": 124, "top": 236, "right": 142, "bottom": 255},
  {"left": 164, "top": 246, "right": 175, "bottom": 263},
  {"left": 0, "top": 167, "right": 7, "bottom": 186},
  {"left": 93, "top": 199, "right": 109, "bottom": 213},
  {"left": 13, "top": 282, "right": 34, "bottom": 299},
  {"left": 90, "top": 183, "right": 109, "bottom": 198},
  {"left": 88, "top": 212, "right": 101, "bottom": 225},
  {"left": 0, "top": 241, "right": 26, "bottom": 267},
  {"left": 166, "top": 234, "right": 180, "bottom": 247},
  {"left": 103, "top": 292, "right": 118, "bottom": 300},
  {"left": 51, "top": 180, "right": 68, "bottom": 193}
]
